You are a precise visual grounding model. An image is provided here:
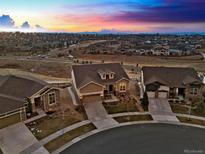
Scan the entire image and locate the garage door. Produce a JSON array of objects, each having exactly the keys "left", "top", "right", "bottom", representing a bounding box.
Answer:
[
  {"left": 147, "top": 92, "right": 156, "bottom": 98},
  {"left": 82, "top": 94, "right": 101, "bottom": 104},
  {"left": 158, "top": 92, "right": 168, "bottom": 98}
]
